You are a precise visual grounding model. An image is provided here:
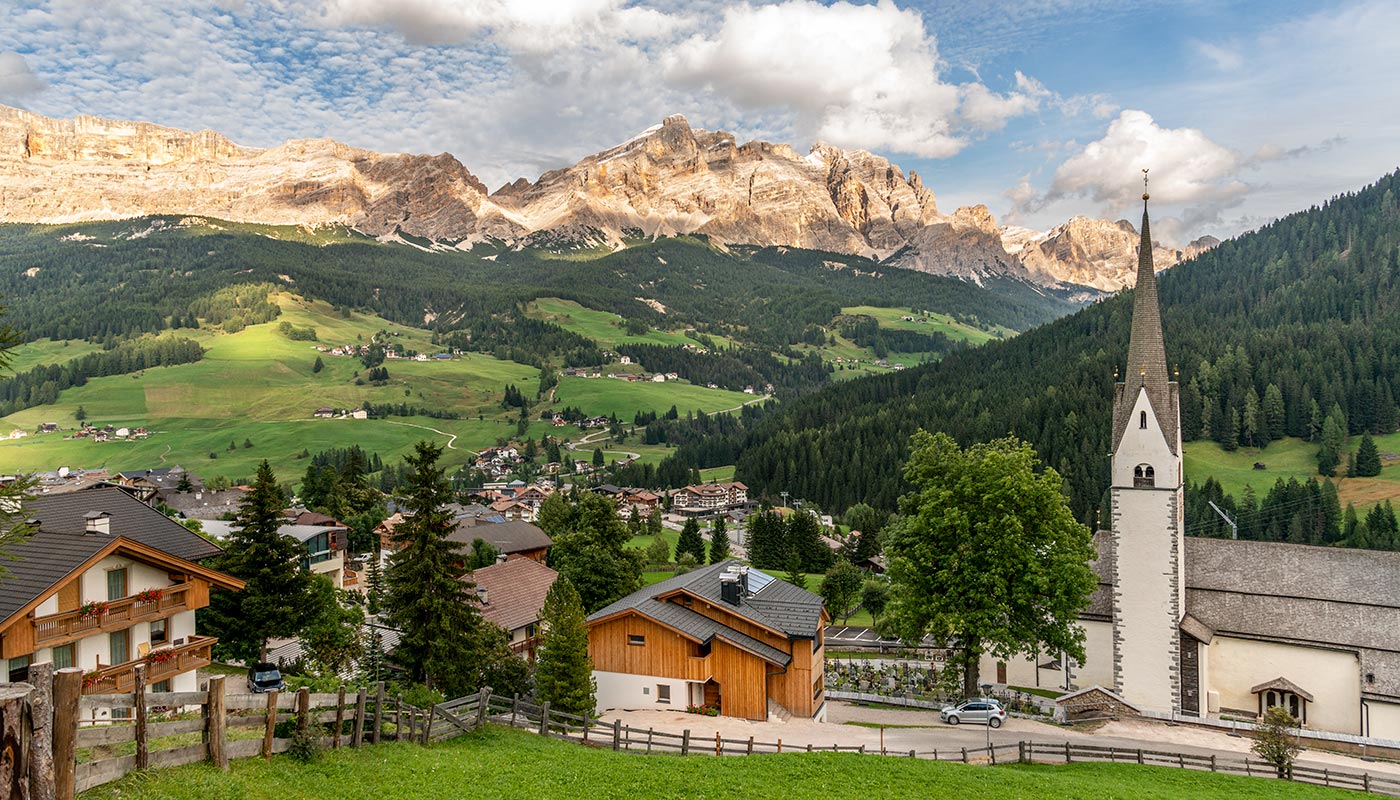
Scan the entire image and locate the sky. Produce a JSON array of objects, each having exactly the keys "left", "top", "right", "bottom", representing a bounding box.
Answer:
[{"left": 1, "top": 0, "right": 1396, "bottom": 244}]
